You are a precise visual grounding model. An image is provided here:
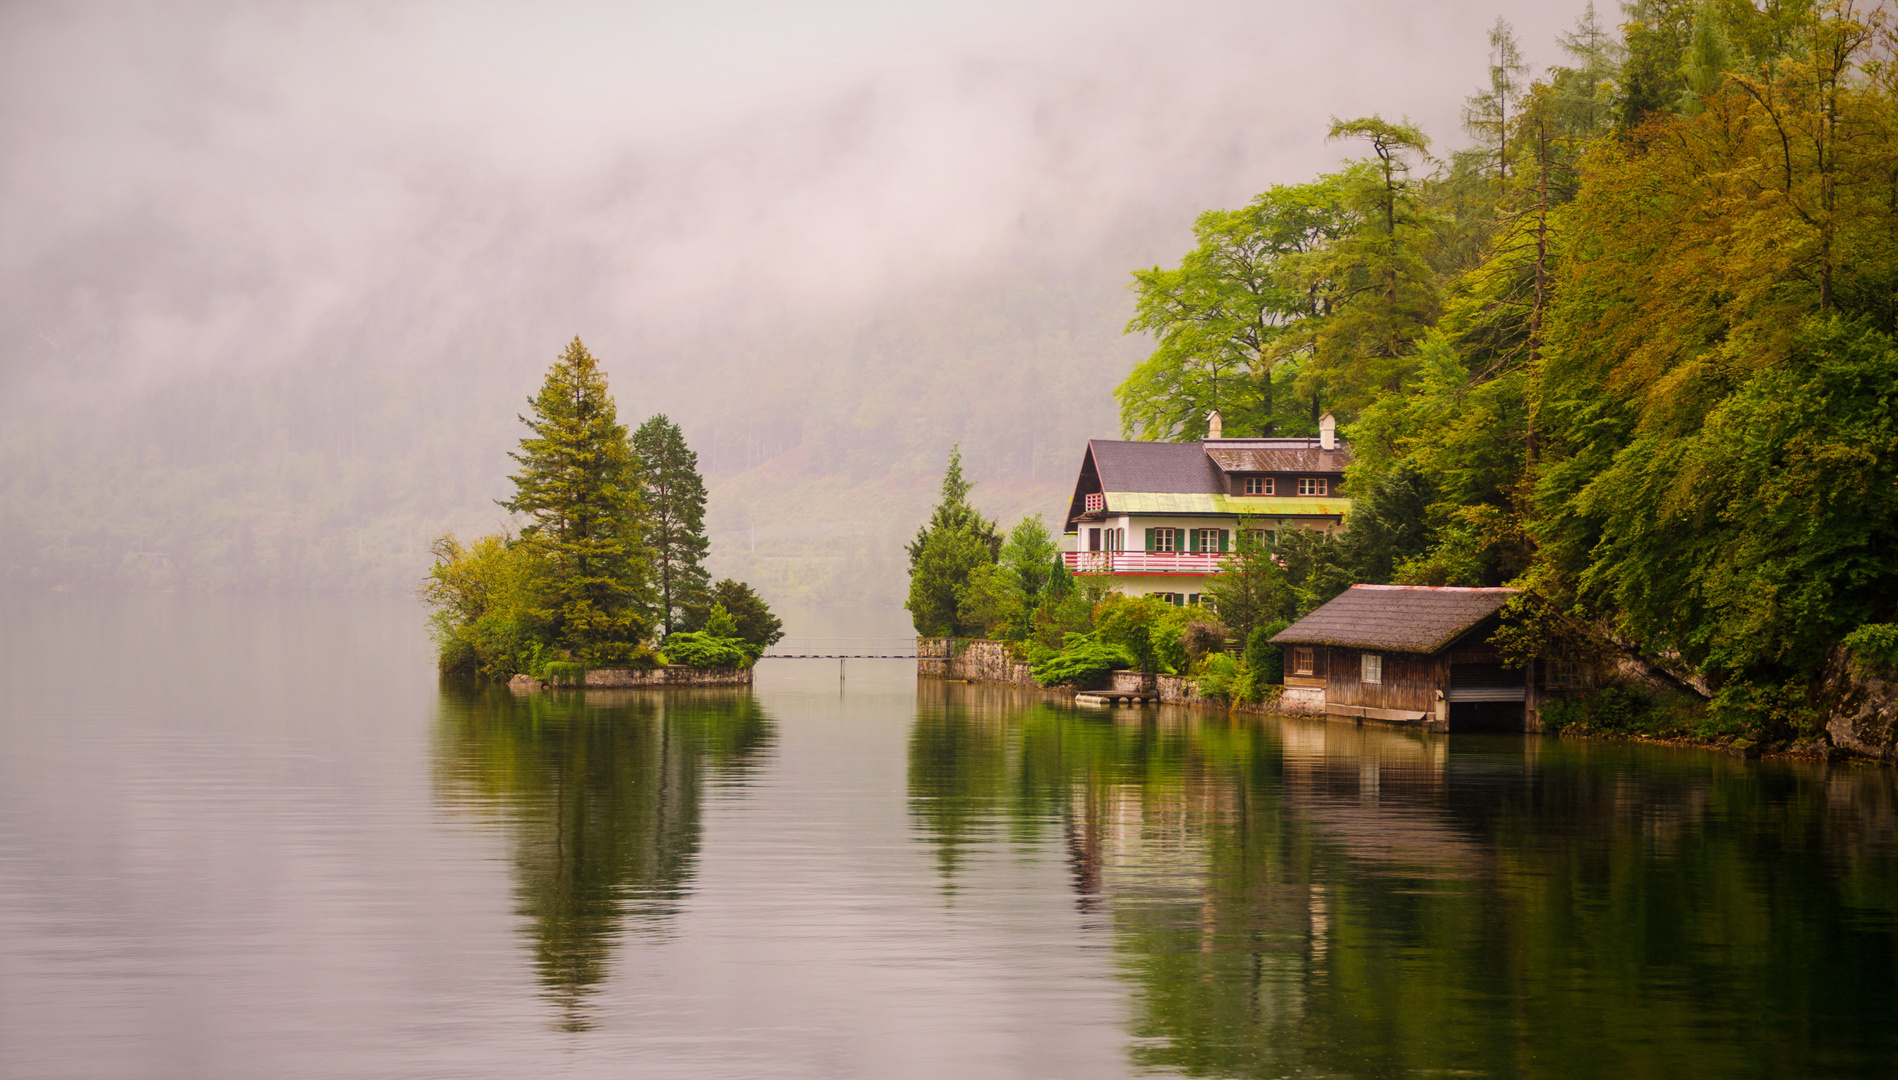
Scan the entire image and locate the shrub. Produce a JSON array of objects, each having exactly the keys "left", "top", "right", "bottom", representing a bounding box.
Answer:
[
  {"left": 662, "top": 631, "right": 759, "bottom": 669},
  {"left": 1196, "top": 653, "right": 1240, "bottom": 702},
  {"left": 544, "top": 661, "right": 585, "bottom": 686},
  {"left": 1843, "top": 623, "right": 1898, "bottom": 668},
  {"left": 1032, "top": 632, "right": 1136, "bottom": 688}
]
